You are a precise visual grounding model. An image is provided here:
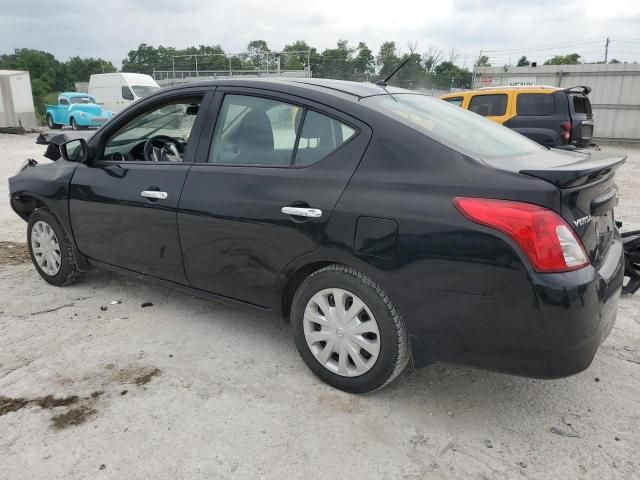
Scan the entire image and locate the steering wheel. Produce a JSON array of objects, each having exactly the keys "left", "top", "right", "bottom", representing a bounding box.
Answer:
[{"left": 143, "top": 135, "right": 185, "bottom": 162}]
